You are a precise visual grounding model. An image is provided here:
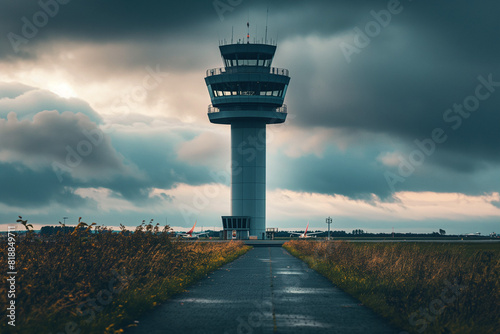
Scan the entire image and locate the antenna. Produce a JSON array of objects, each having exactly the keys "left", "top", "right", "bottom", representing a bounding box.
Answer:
[
  {"left": 231, "top": 26, "right": 234, "bottom": 44},
  {"left": 265, "top": 7, "right": 269, "bottom": 44}
]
